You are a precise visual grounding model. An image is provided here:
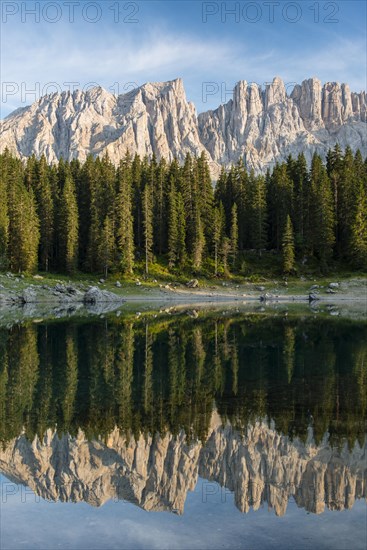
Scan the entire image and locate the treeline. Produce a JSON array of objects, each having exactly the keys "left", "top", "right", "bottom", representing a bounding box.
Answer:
[
  {"left": 0, "top": 145, "right": 366, "bottom": 276},
  {"left": 0, "top": 314, "right": 366, "bottom": 446}
]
